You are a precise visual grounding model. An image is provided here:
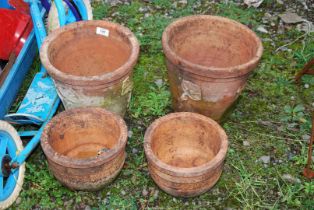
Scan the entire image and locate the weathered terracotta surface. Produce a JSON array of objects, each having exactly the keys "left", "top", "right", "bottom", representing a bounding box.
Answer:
[
  {"left": 40, "top": 20, "right": 139, "bottom": 116},
  {"left": 144, "top": 112, "right": 228, "bottom": 197},
  {"left": 41, "top": 107, "right": 128, "bottom": 191},
  {"left": 162, "top": 15, "right": 263, "bottom": 121}
]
